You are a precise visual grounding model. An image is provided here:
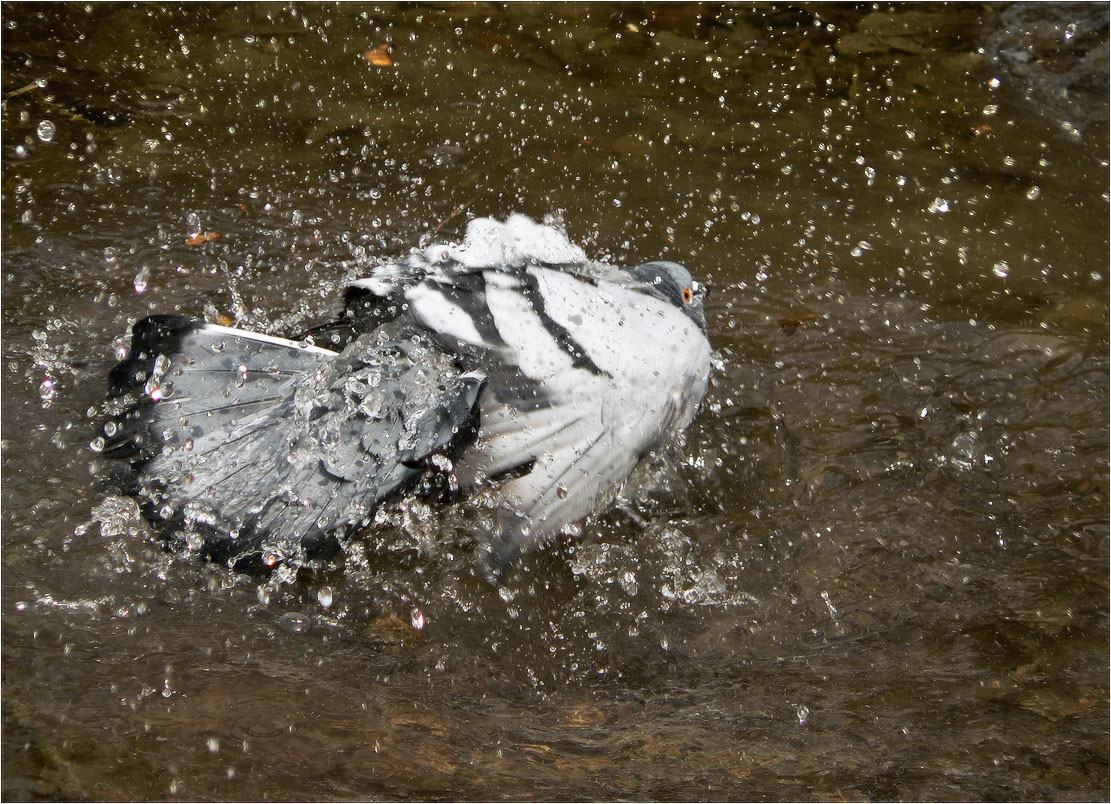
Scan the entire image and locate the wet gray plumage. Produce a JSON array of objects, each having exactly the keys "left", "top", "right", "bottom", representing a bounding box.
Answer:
[{"left": 104, "top": 216, "right": 712, "bottom": 582}]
